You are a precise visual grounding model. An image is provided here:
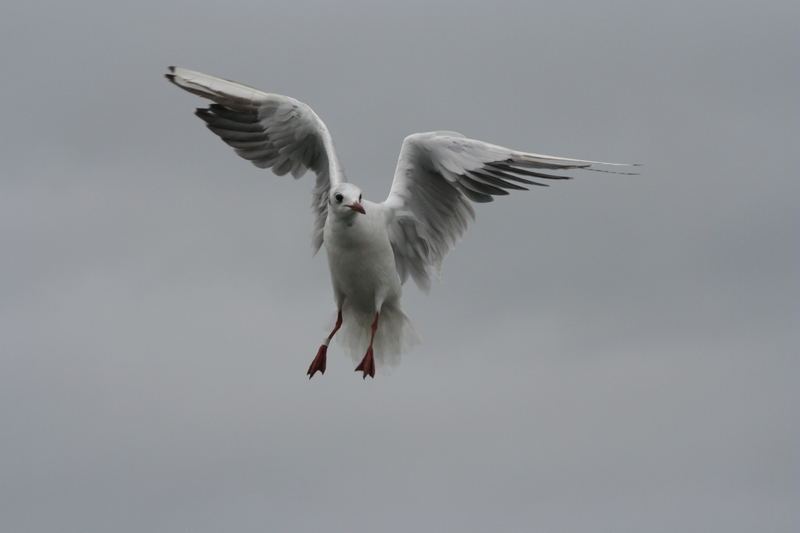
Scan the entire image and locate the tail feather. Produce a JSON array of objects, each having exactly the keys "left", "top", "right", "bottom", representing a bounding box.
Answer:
[{"left": 334, "top": 304, "right": 418, "bottom": 370}]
